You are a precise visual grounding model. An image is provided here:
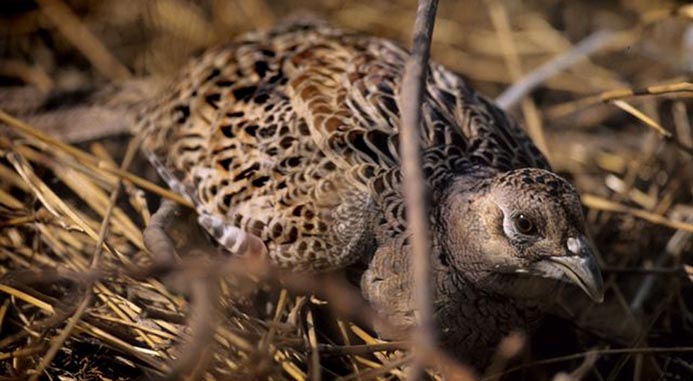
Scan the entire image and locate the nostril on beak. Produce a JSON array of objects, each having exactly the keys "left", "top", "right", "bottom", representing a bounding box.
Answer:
[{"left": 567, "top": 237, "right": 583, "bottom": 256}]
